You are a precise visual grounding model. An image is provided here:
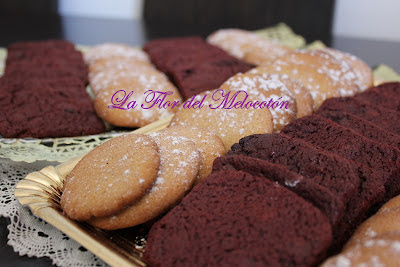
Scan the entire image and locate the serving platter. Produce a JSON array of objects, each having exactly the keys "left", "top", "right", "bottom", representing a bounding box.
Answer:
[{"left": 9, "top": 23, "right": 400, "bottom": 266}]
